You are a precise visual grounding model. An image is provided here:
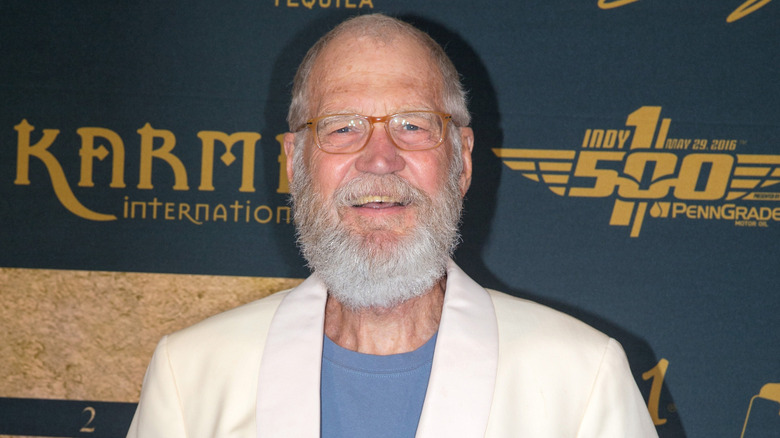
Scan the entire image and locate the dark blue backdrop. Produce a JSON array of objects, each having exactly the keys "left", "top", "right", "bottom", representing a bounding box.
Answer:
[{"left": 2, "top": 1, "right": 778, "bottom": 436}]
